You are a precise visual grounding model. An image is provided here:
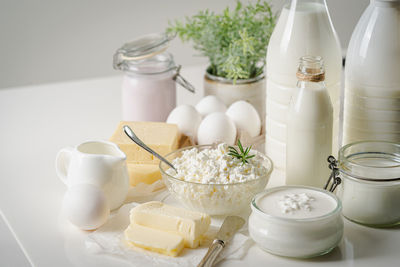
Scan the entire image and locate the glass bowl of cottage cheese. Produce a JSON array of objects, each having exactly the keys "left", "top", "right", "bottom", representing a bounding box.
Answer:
[{"left": 159, "top": 143, "right": 273, "bottom": 215}]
